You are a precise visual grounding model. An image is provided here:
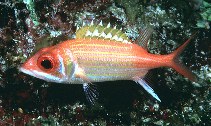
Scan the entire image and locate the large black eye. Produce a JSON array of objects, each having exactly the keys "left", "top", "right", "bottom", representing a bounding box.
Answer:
[
  {"left": 37, "top": 56, "right": 55, "bottom": 71},
  {"left": 41, "top": 59, "right": 53, "bottom": 69}
]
